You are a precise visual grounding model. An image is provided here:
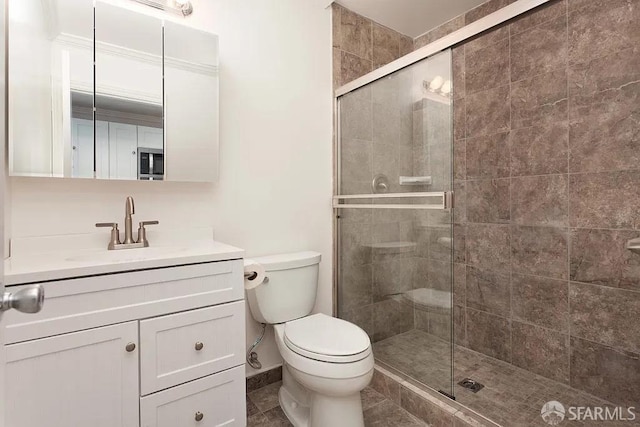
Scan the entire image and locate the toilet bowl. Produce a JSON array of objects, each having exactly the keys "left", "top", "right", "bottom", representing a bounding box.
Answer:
[
  {"left": 275, "top": 314, "right": 374, "bottom": 427},
  {"left": 245, "top": 252, "right": 374, "bottom": 427}
]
